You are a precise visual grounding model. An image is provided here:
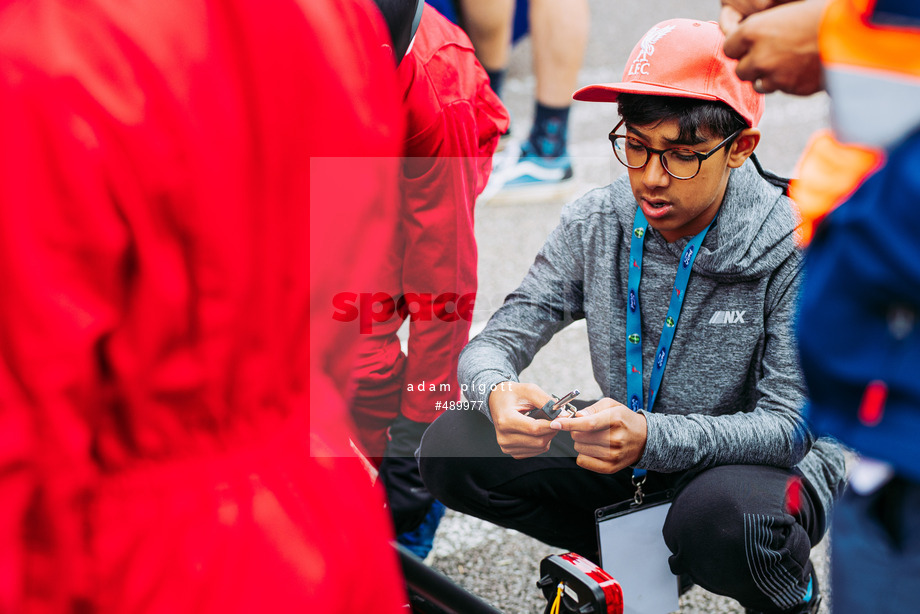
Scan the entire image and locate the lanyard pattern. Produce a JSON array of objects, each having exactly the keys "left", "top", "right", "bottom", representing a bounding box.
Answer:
[{"left": 625, "top": 209, "right": 716, "bottom": 480}]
